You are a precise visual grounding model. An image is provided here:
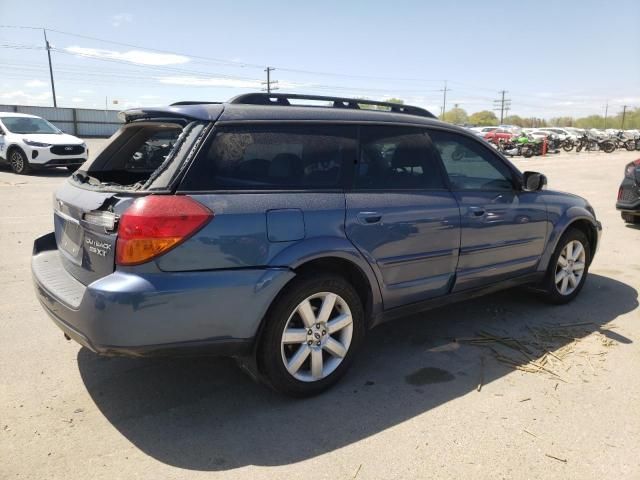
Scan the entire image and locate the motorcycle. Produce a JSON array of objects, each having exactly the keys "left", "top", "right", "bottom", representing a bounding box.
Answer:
[
  {"left": 509, "top": 133, "right": 543, "bottom": 158},
  {"left": 575, "top": 132, "right": 616, "bottom": 153},
  {"left": 545, "top": 133, "right": 562, "bottom": 153},
  {"left": 614, "top": 131, "right": 638, "bottom": 151},
  {"left": 561, "top": 137, "right": 576, "bottom": 152}
]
